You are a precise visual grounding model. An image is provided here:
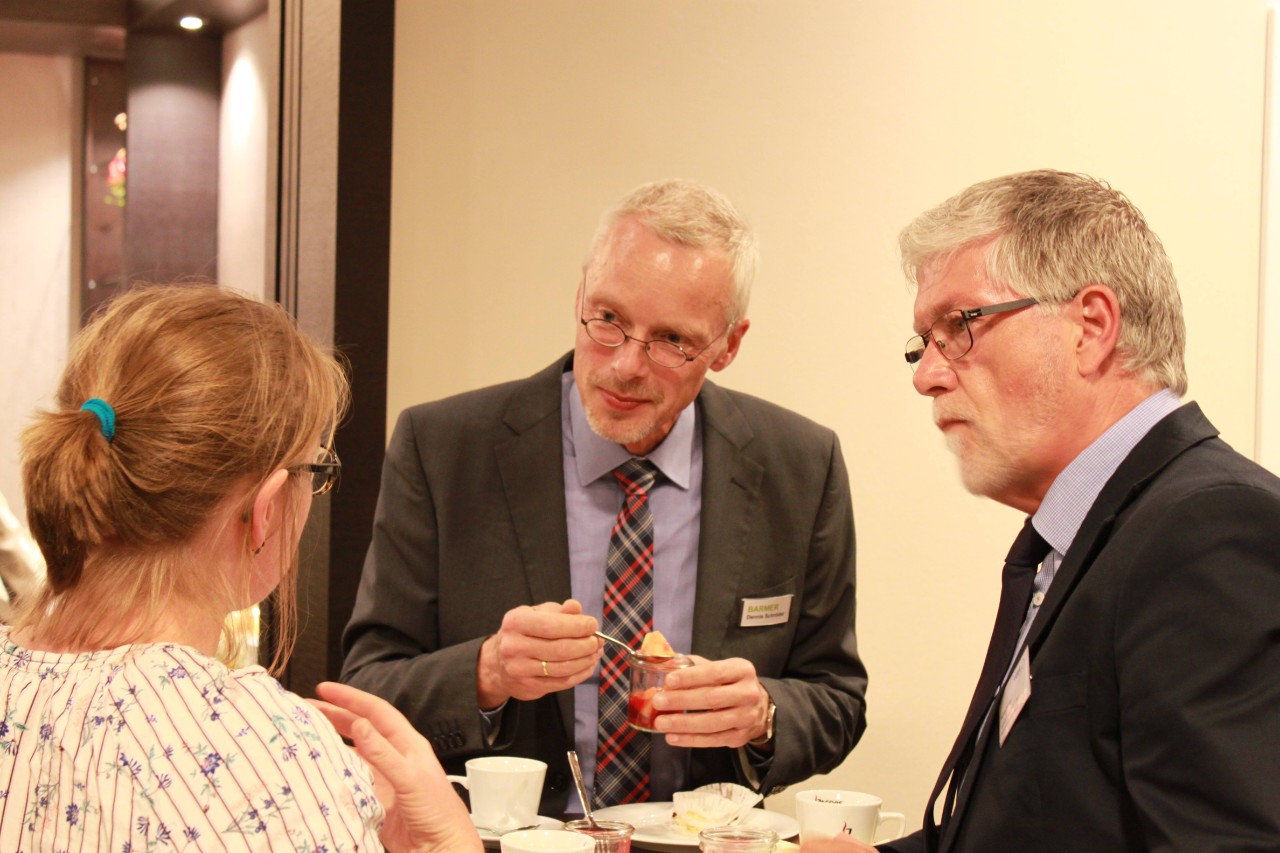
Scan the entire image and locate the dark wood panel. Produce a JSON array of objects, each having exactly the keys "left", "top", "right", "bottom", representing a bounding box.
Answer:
[
  {"left": 123, "top": 31, "right": 220, "bottom": 285},
  {"left": 327, "top": 0, "right": 394, "bottom": 692},
  {"left": 272, "top": 0, "right": 394, "bottom": 698}
]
